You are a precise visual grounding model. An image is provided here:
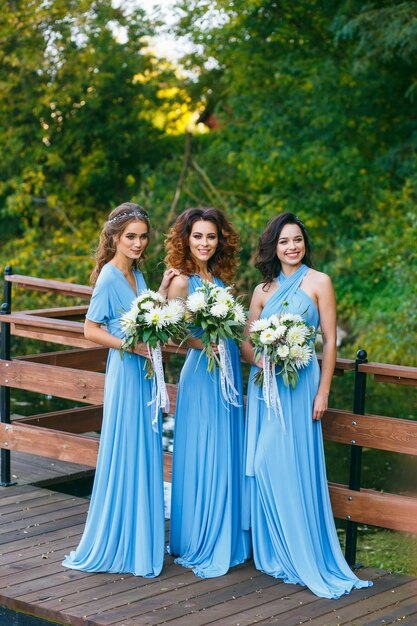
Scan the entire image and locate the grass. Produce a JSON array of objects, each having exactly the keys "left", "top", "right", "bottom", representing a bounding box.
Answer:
[{"left": 337, "top": 526, "right": 417, "bottom": 577}]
